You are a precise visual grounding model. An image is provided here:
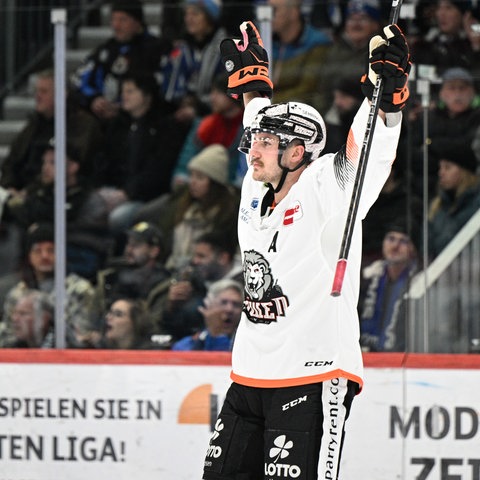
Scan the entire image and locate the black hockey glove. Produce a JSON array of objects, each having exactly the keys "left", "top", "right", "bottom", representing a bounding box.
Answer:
[
  {"left": 220, "top": 21, "right": 273, "bottom": 99},
  {"left": 361, "top": 24, "right": 411, "bottom": 112}
]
